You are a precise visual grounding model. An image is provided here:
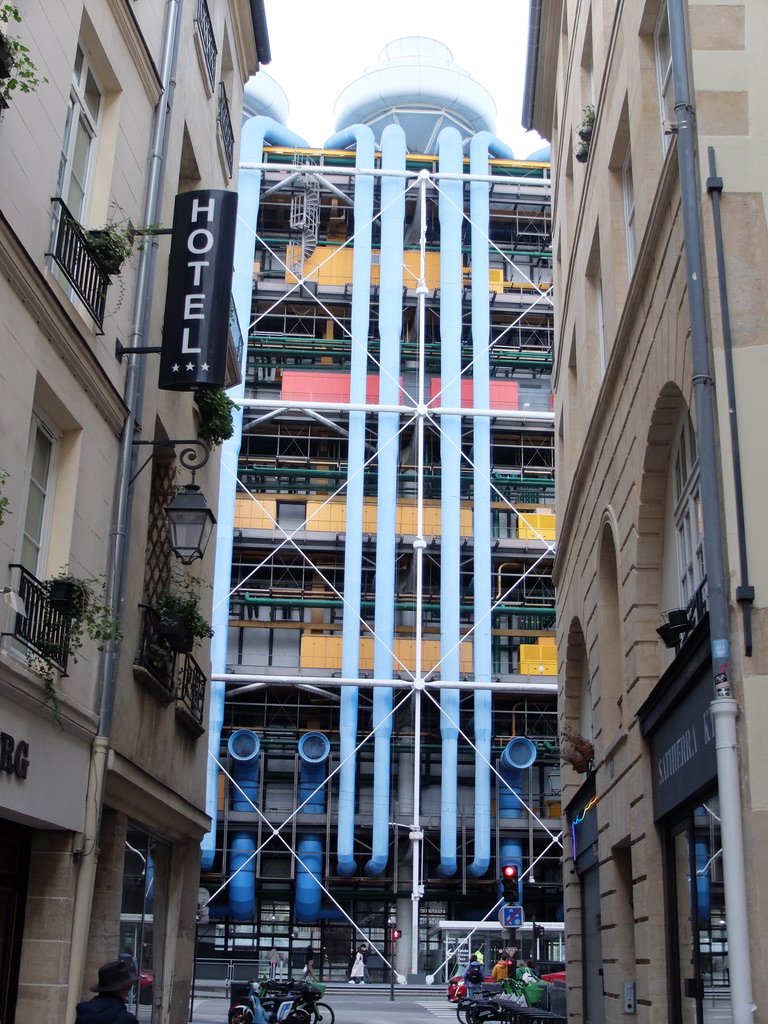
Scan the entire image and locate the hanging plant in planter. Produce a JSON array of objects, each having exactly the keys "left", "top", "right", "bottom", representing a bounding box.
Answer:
[
  {"left": 195, "top": 386, "right": 236, "bottom": 447},
  {"left": 150, "top": 571, "right": 214, "bottom": 670},
  {"left": 0, "top": 5, "right": 46, "bottom": 109},
  {"left": 559, "top": 724, "right": 595, "bottom": 774},
  {"left": 85, "top": 224, "right": 136, "bottom": 276},
  {"left": 28, "top": 570, "right": 122, "bottom": 718},
  {"left": 574, "top": 104, "right": 595, "bottom": 163}
]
